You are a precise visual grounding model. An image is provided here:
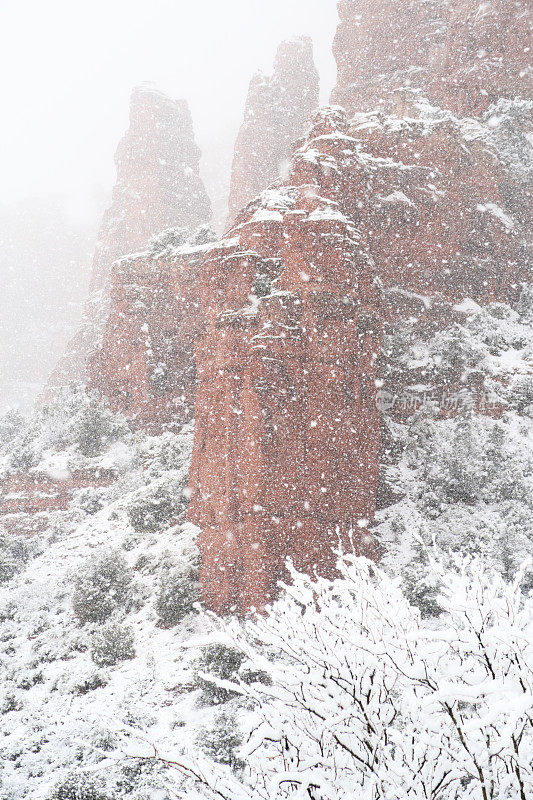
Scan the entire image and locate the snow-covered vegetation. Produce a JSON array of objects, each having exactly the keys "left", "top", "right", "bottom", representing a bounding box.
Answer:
[
  {"left": 377, "top": 289, "right": 533, "bottom": 614},
  {"left": 0, "top": 291, "right": 531, "bottom": 797}
]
